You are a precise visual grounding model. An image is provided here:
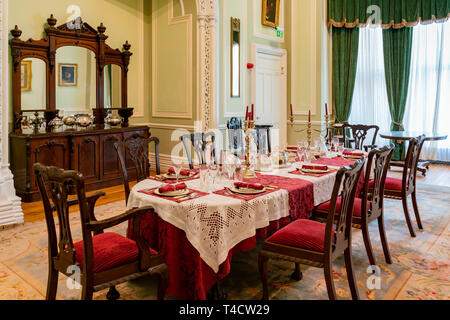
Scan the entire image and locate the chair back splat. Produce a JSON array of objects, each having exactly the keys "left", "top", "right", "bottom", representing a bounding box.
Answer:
[
  {"left": 181, "top": 132, "right": 216, "bottom": 169},
  {"left": 403, "top": 135, "right": 426, "bottom": 194},
  {"left": 327, "top": 159, "right": 366, "bottom": 260},
  {"left": 362, "top": 144, "right": 395, "bottom": 219},
  {"left": 343, "top": 124, "right": 379, "bottom": 151},
  {"left": 114, "top": 136, "right": 160, "bottom": 204}
]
